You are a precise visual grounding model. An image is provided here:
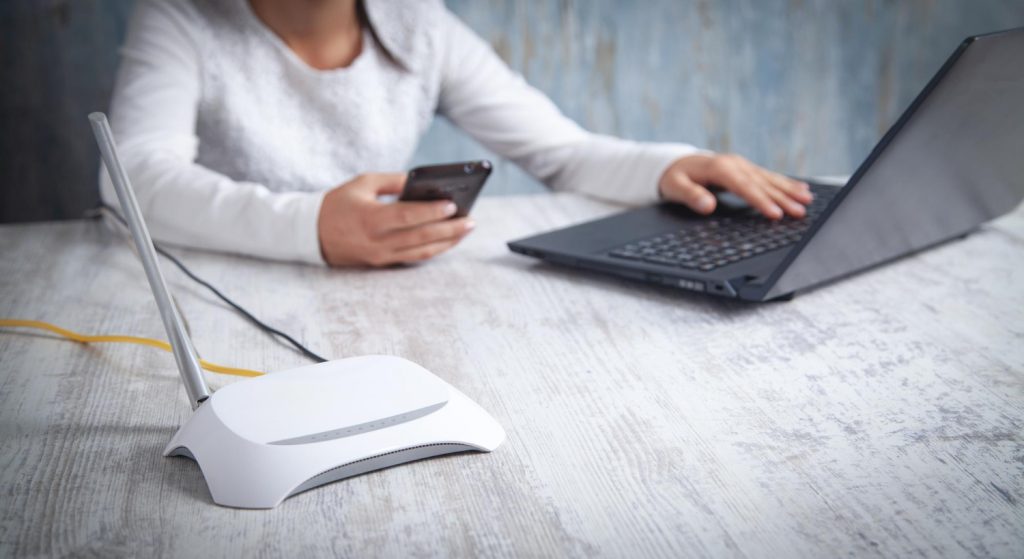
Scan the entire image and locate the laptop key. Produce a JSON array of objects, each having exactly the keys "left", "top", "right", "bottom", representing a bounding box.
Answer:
[{"left": 609, "top": 249, "right": 642, "bottom": 260}]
